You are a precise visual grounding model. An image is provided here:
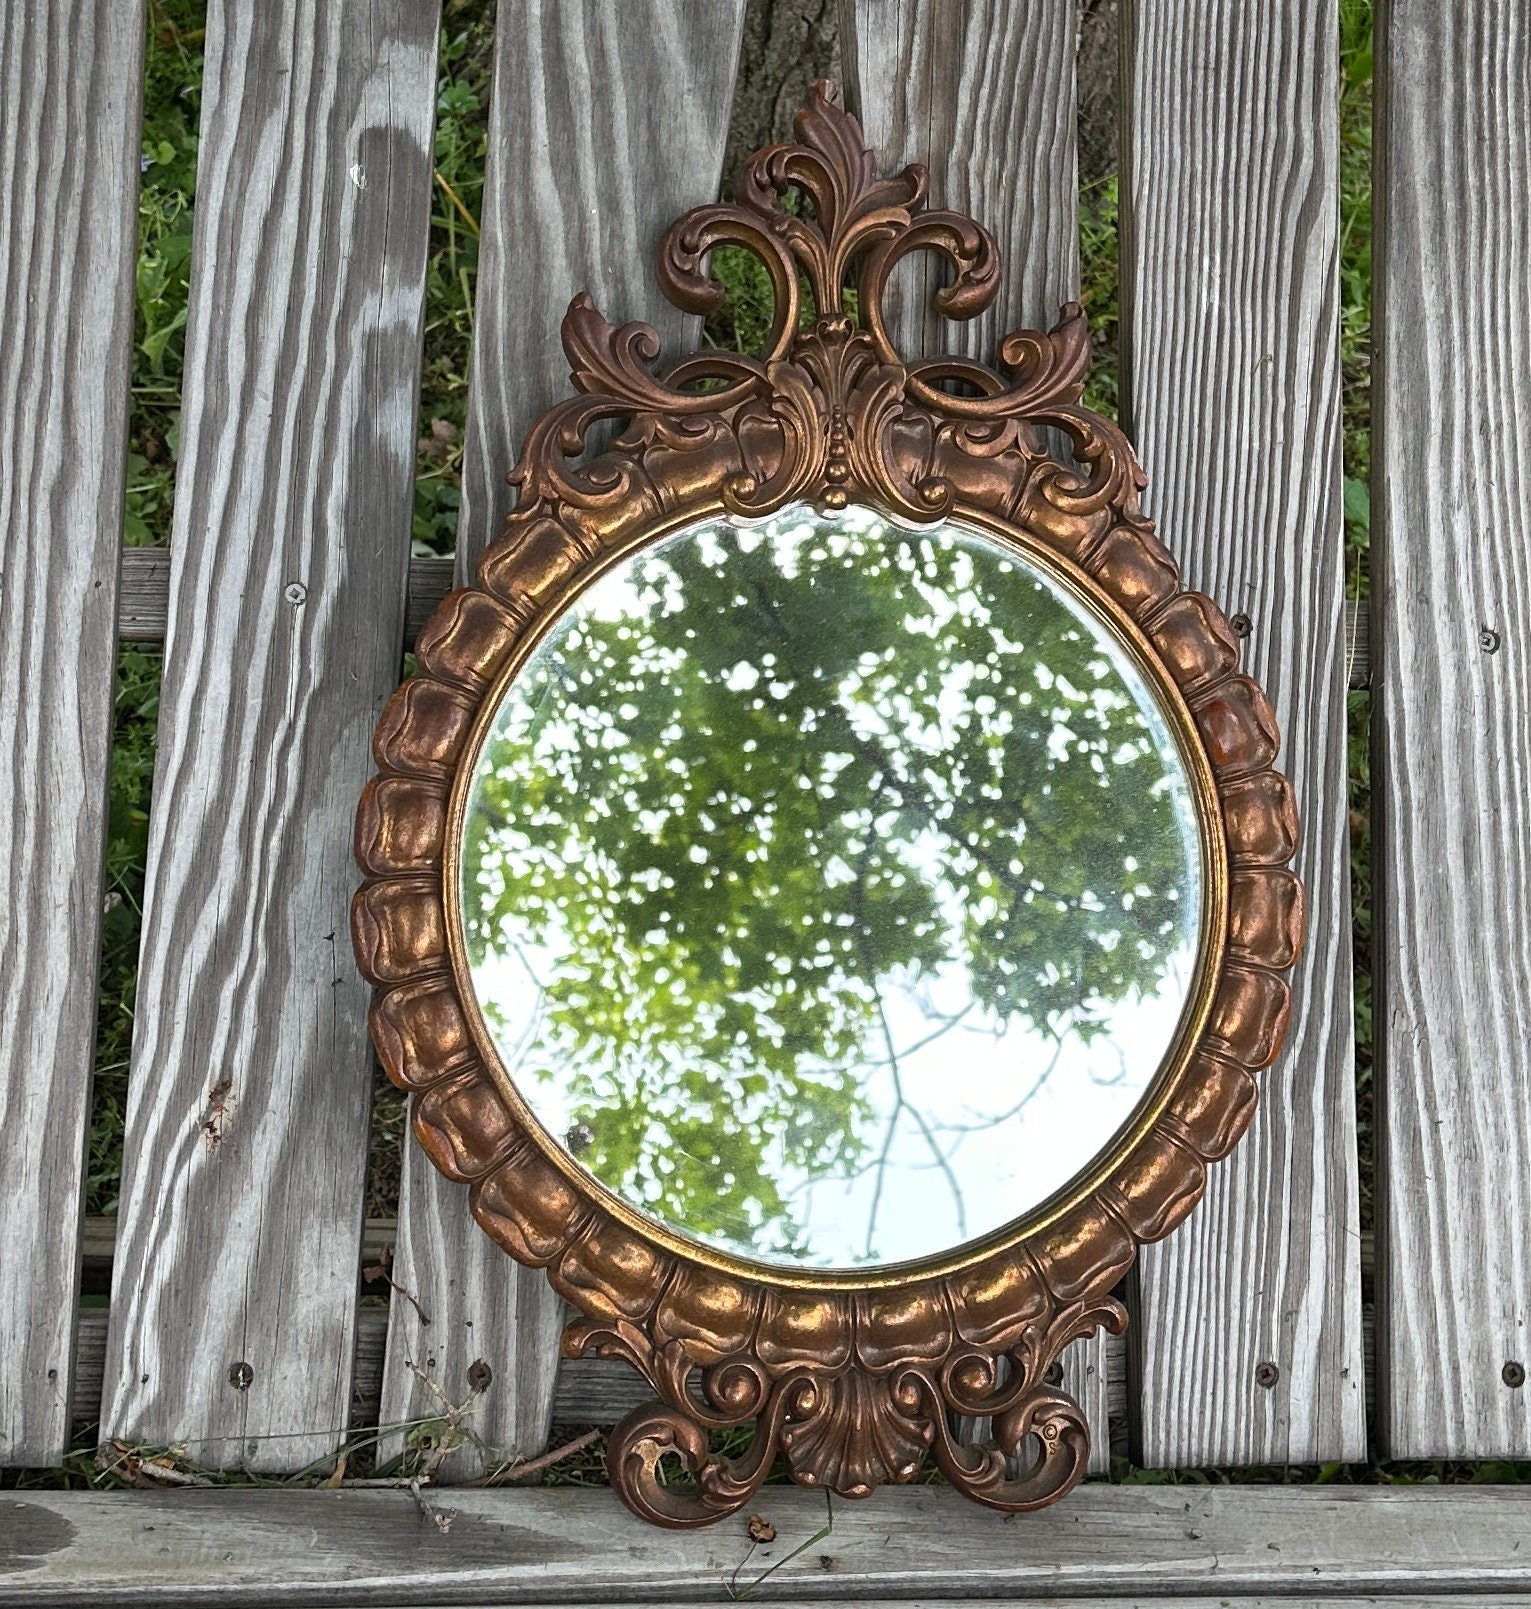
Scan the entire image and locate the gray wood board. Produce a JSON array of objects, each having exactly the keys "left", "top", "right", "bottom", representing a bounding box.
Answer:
[
  {"left": 71, "top": 1303, "right": 1131, "bottom": 1440},
  {"left": 1371, "top": 0, "right": 1531, "bottom": 1456},
  {"left": 0, "top": 0, "right": 145, "bottom": 1466},
  {"left": 8, "top": 1485, "right": 1531, "bottom": 1606},
  {"left": 842, "top": 0, "right": 1113, "bottom": 1470},
  {"left": 118, "top": 550, "right": 453, "bottom": 651},
  {"left": 1120, "top": 0, "right": 1367, "bottom": 1465},
  {"left": 97, "top": 1, "right": 441, "bottom": 1471},
  {"left": 841, "top": 0, "right": 1081, "bottom": 357},
  {"left": 116, "top": 547, "right": 1373, "bottom": 685},
  {"left": 380, "top": 0, "right": 750, "bottom": 1476}
]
